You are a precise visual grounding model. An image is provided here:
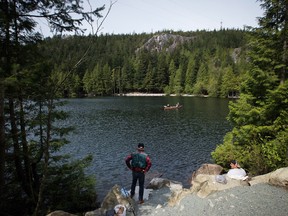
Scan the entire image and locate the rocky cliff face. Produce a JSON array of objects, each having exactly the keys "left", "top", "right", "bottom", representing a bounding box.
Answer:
[
  {"left": 136, "top": 33, "right": 195, "bottom": 53},
  {"left": 136, "top": 33, "right": 242, "bottom": 64}
]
